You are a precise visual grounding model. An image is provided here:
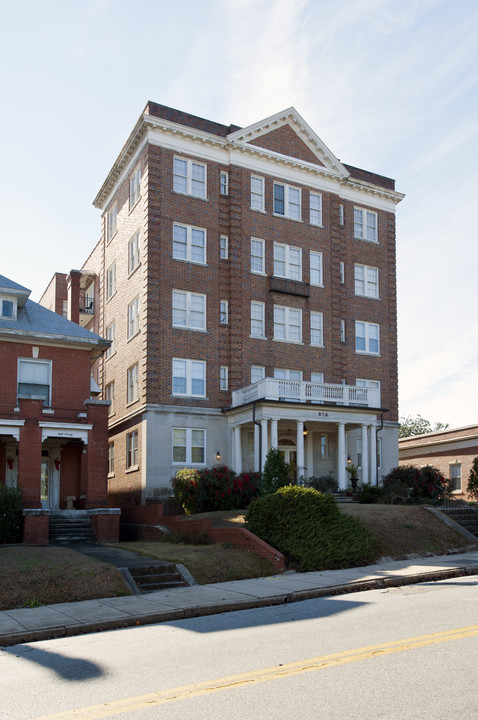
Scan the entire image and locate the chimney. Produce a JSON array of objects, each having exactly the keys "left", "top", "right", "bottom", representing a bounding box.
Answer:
[{"left": 66, "top": 270, "right": 81, "bottom": 325}]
